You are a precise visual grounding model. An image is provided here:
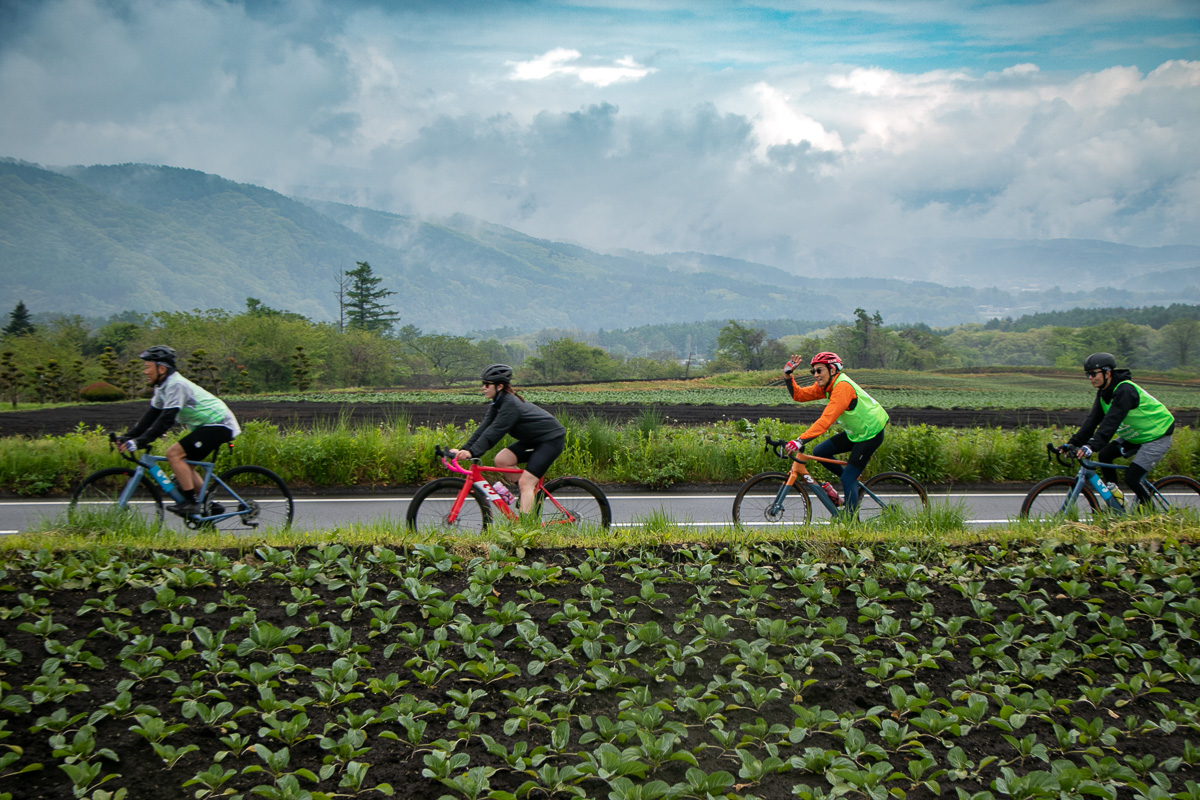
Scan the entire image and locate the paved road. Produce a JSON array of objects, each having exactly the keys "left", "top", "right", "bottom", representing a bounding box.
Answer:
[{"left": 1, "top": 487, "right": 1028, "bottom": 535}]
